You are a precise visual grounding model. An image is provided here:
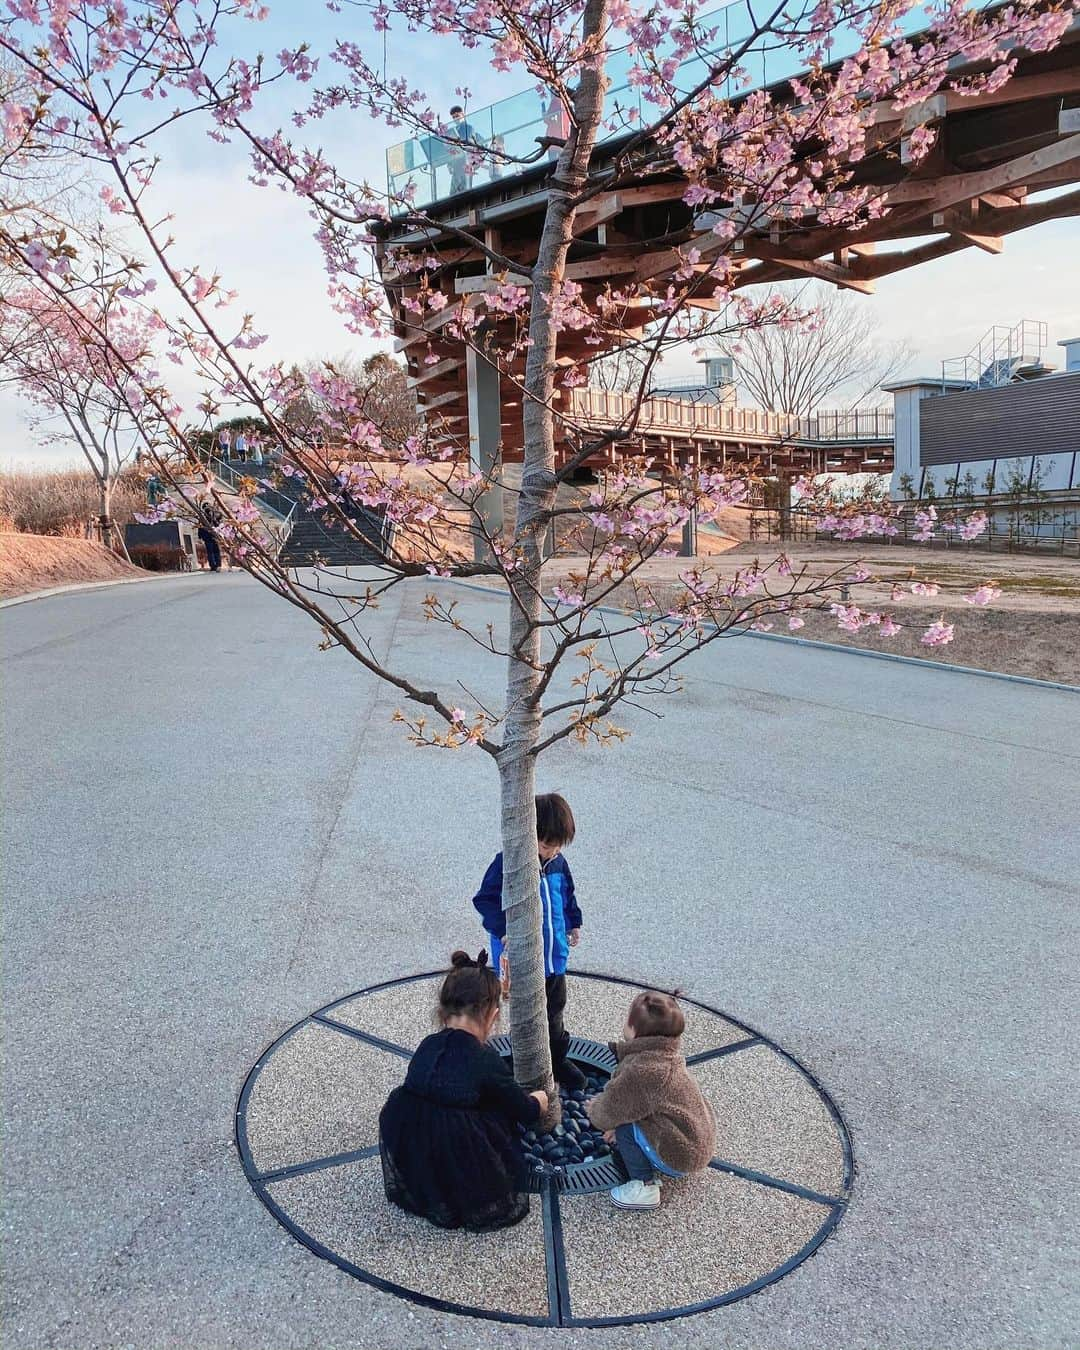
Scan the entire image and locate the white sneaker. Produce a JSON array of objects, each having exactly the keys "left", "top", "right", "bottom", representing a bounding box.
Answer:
[{"left": 610, "top": 1179, "right": 661, "bottom": 1210}]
